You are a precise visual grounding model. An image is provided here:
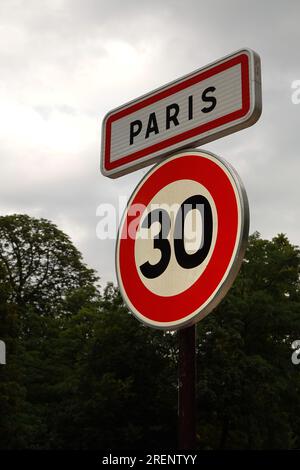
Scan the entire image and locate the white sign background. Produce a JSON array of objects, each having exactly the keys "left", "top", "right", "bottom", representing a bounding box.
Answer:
[{"left": 101, "top": 48, "right": 261, "bottom": 178}]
